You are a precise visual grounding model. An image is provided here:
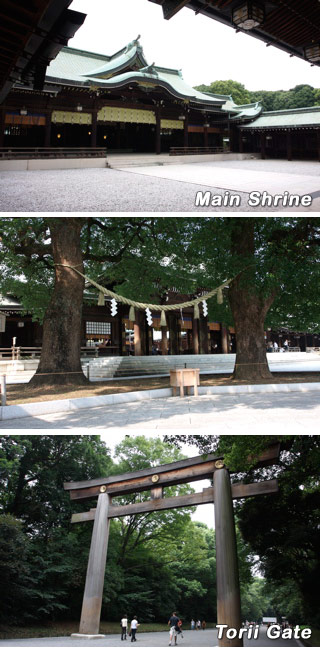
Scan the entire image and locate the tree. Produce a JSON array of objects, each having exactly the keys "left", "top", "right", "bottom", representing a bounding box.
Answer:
[
  {"left": 164, "top": 435, "right": 320, "bottom": 628},
  {"left": 195, "top": 80, "right": 251, "bottom": 105},
  {"left": 160, "top": 217, "right": 320, "bottom": 380},
  {"left": 0, "top": 217, "right": 158, "bottom": 386}
]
